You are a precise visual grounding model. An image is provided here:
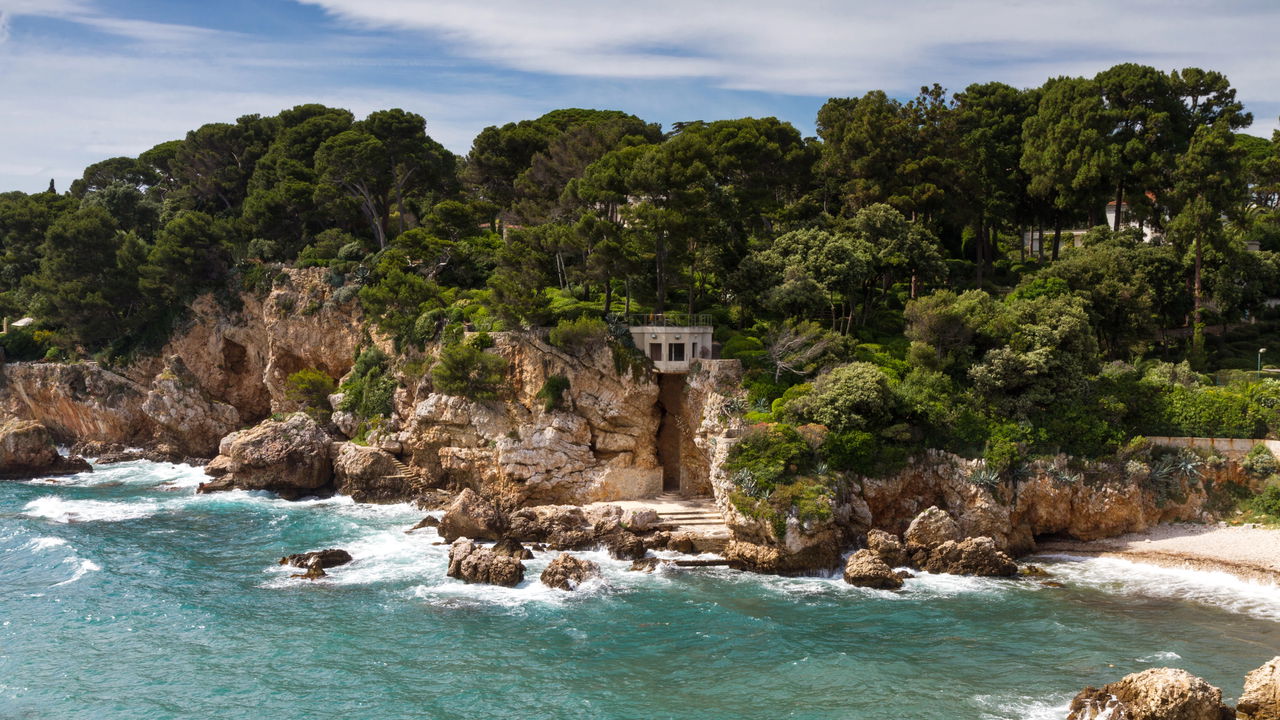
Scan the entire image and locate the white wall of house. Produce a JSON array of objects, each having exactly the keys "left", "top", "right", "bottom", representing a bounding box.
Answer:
[{"left": 629, "top": 325, "right": 714, "bottom": 373}]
